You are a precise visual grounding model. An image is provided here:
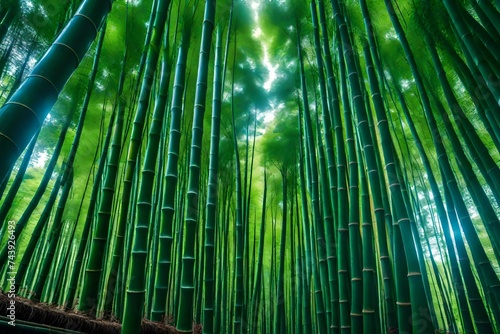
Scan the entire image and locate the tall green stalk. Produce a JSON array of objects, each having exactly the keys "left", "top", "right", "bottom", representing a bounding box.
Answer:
[
  {"left": 151, "top": 10, "right": 196, "bottom": 328},
  {"left": 118, "top": 0, "right": 171, "bottom": 325},
  {"left": 251, "top": 170, "right": 267, "bottom": 333},
  {"left": 230, "top": 28, "right": 245, "bottom": 334},
  {"left": 311, "top": 2, "right": 339, "bottom": 330},
  {"left": 203, "top": 24, "right": 222, "bottom": 334},
  {"left": 64, "top": 108, "right": 115, "bottom": 310},
  {"left": 296, "top": 24, "right": 327, "bottom": 334},
  {"left": 31, "top": 168, "right": 74, "bottom": 301},
  {"left": 176, "top": 2, "right": 215, "bottom": 331}
]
